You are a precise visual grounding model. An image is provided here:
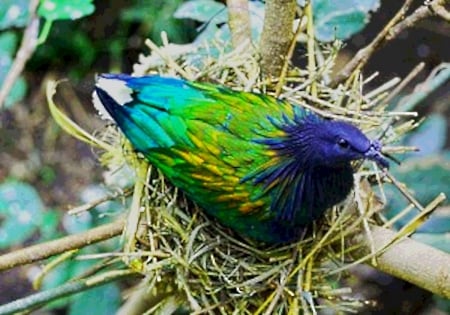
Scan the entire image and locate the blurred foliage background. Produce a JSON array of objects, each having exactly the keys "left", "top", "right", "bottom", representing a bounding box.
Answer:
[{"left": 0, "top": 0, "right": 448, "bottom": 314}]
